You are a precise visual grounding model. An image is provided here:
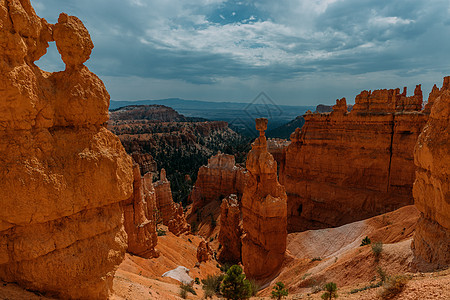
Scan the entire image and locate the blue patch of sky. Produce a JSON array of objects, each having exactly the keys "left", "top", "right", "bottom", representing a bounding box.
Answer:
[{"left": 207, "top": 0, "right": 268, "bottom": 25}]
